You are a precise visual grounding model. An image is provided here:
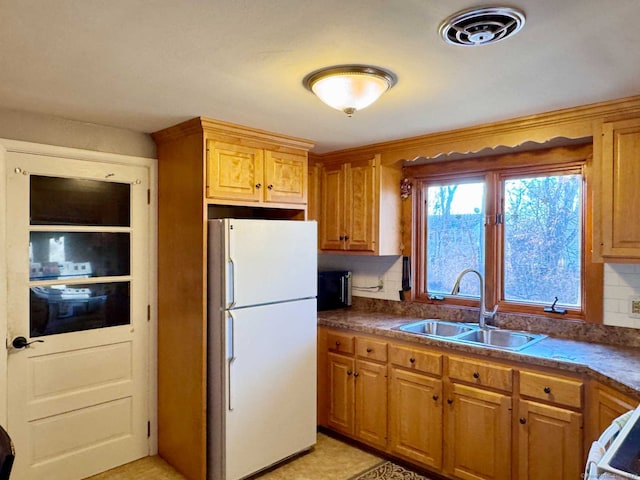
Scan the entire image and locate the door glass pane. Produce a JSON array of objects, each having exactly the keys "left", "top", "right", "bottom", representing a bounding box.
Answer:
[
  {"left": 426, "top": 181, "right": 485, "bottom": 296},
  {"left": 503, "top": 174, "right": 582, "bottom": 306},
  {"left": 30, "top": 175, "right": 130, "bottom": 226},
  {"left": 30, "top": 282, "right": 130, "bottom": 337},
  {"left": 29, "top": 232, "right": 130, "bottom": 279}
]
